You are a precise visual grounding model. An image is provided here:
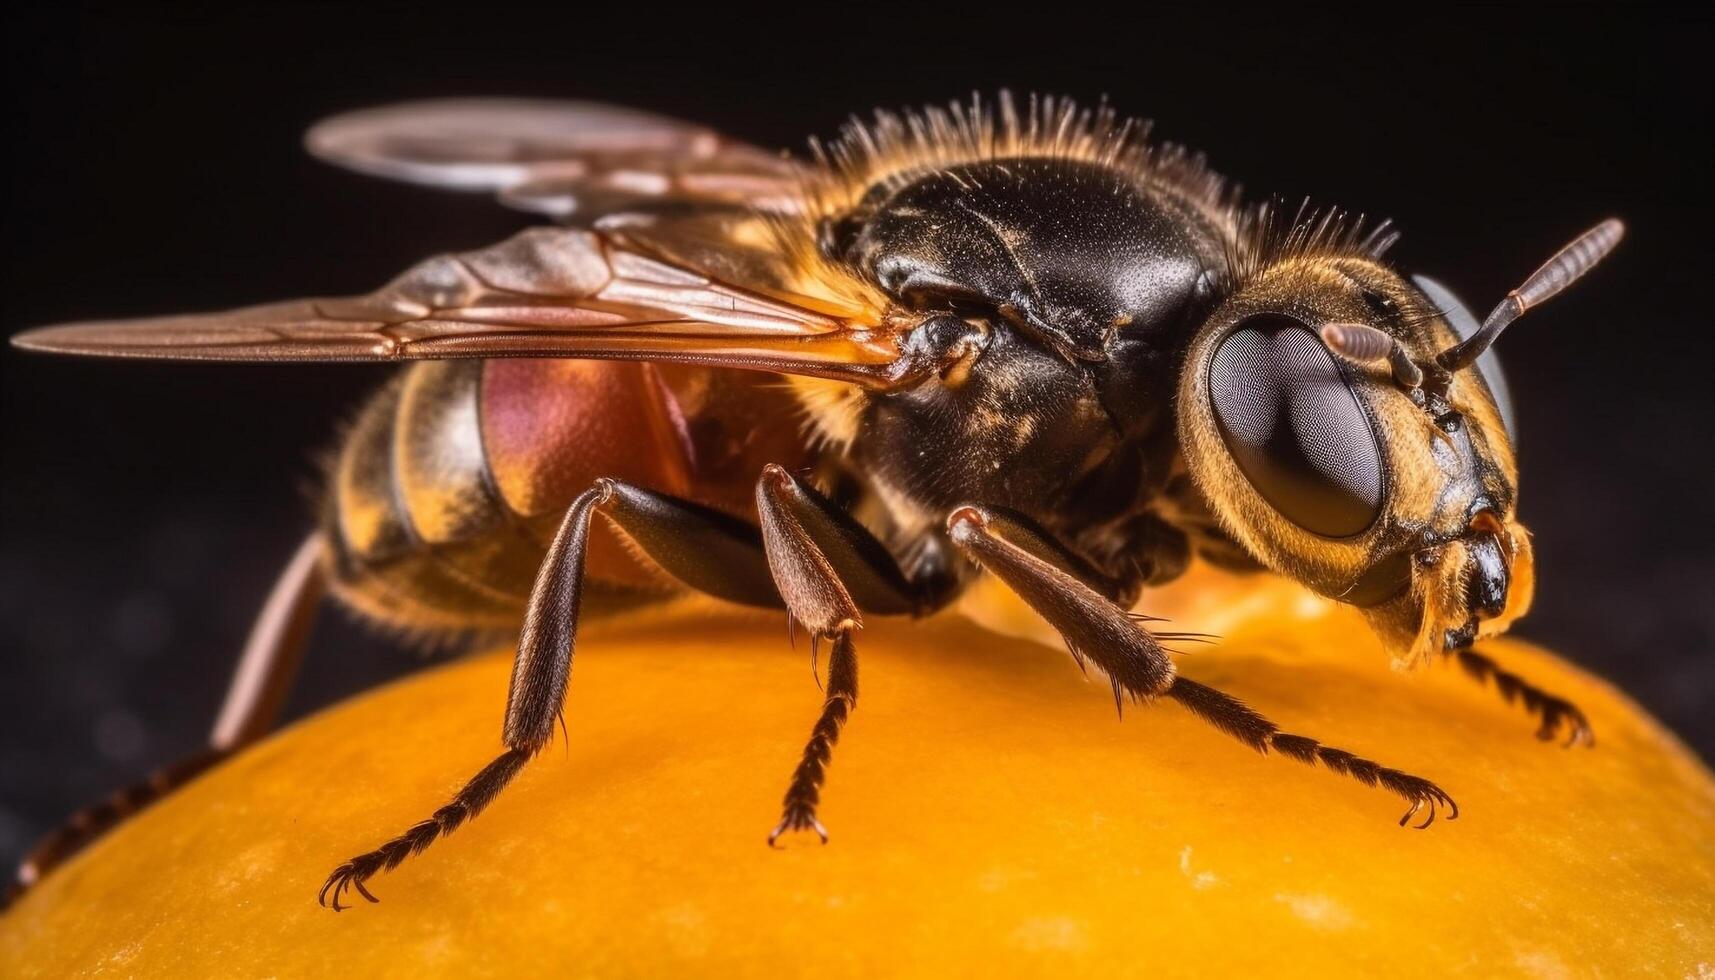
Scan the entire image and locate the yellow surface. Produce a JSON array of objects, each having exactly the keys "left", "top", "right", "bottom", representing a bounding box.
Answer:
[{"left": 4, "top": 571, "right": 1714, "bottom": 977}]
